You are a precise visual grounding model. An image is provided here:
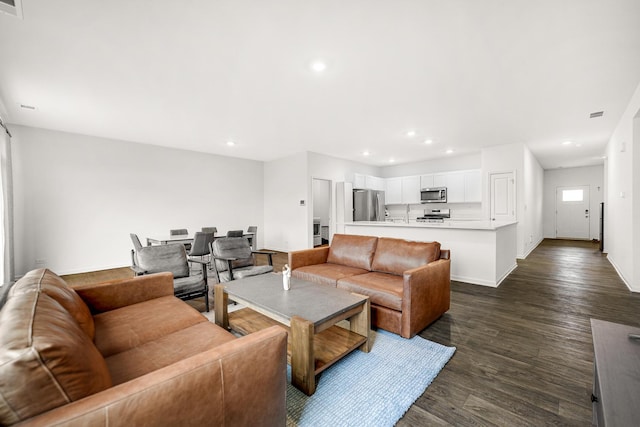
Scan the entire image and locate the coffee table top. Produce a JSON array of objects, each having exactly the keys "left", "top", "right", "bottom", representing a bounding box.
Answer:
[{"left": 221, "top": 273, "right": 367, "bottom": 328}]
